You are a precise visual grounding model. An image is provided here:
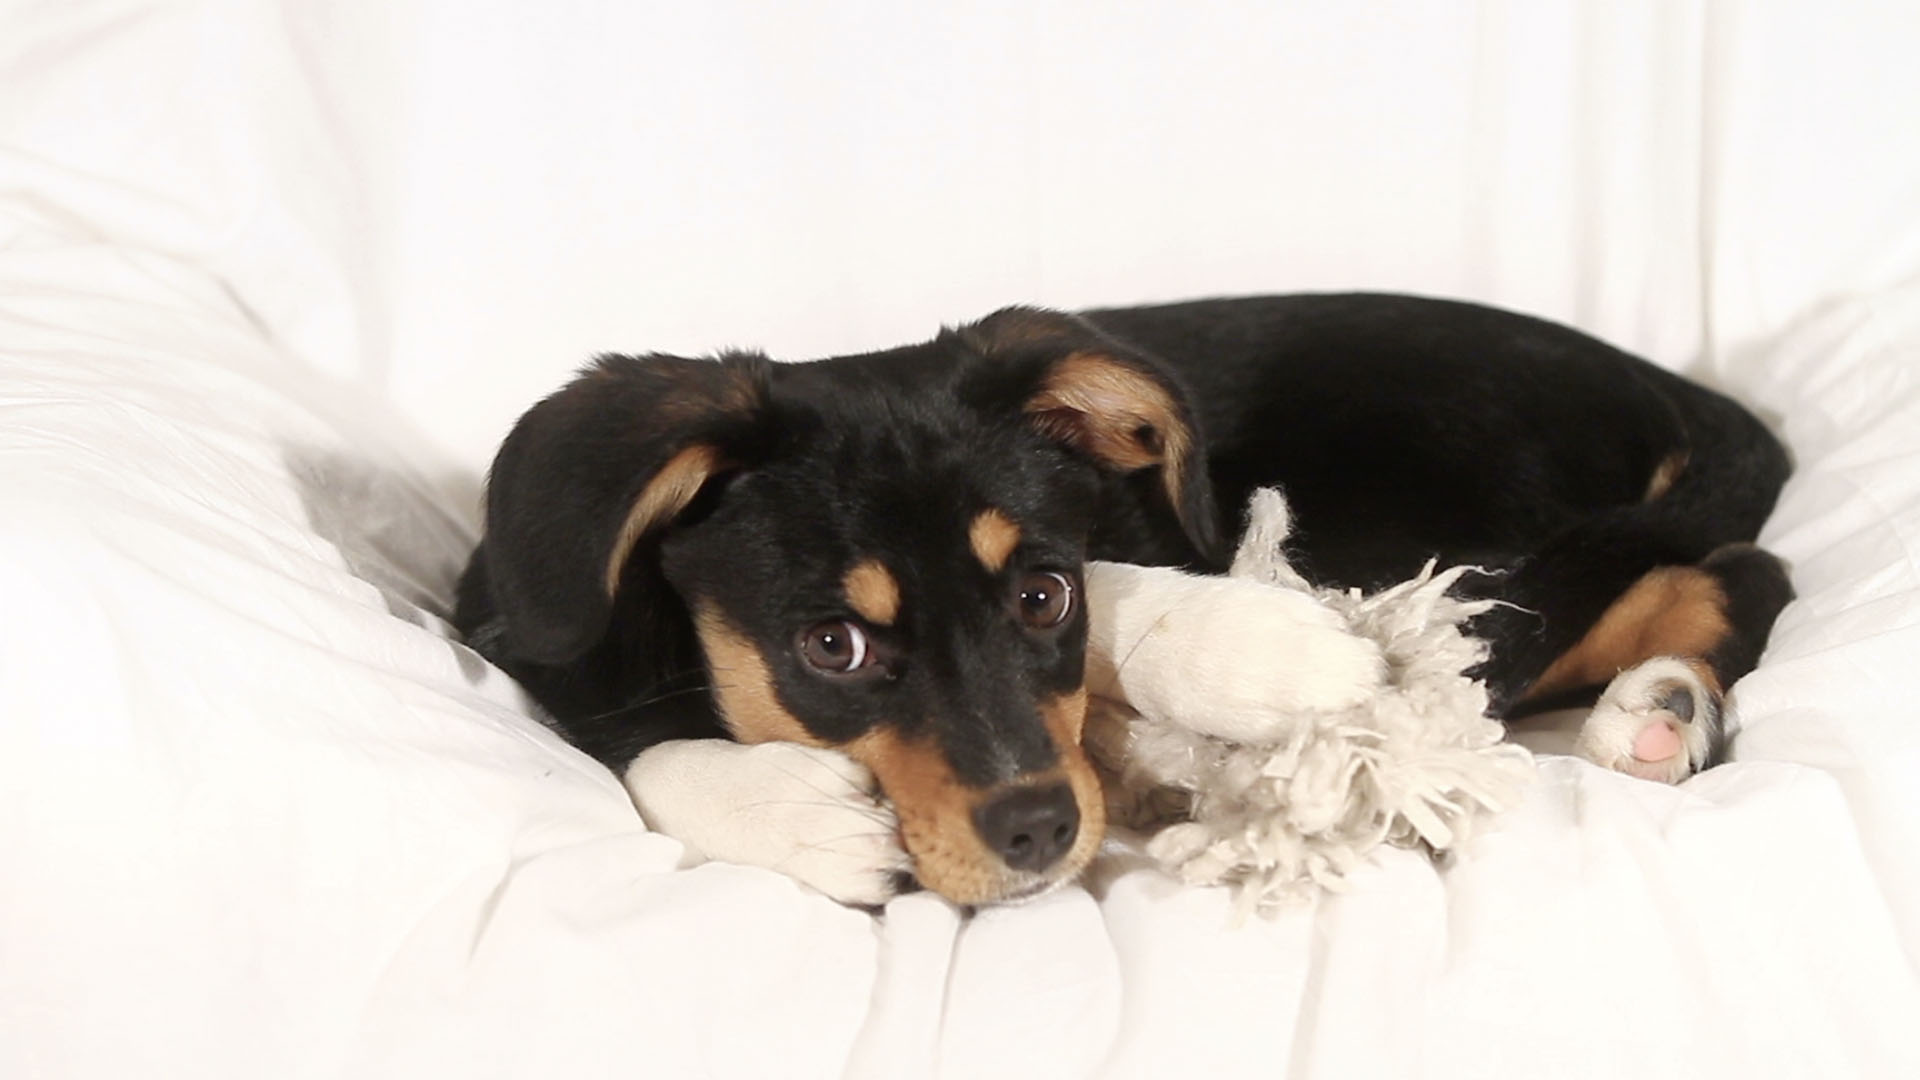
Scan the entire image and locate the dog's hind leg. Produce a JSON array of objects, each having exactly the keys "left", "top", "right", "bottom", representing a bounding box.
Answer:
[
  {"left": 1475, "top": 539, "right": 1793, "bottom": 783},
  {"left": 1462, "top": 375, "right": 1794, "bottom": 781},
  {"left": 1560, "top": 544, "right": 1793, "bottom": 782}
]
